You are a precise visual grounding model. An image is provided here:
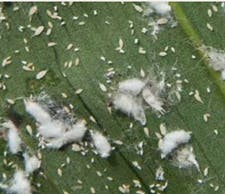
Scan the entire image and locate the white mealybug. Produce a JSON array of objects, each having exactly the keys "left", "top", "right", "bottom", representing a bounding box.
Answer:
[
  {"left": 46, "top": 120, "right": 87, "bottom": 149},
  {"left": 112, "top": 73, "right": 167, "bottom": 125},
  {"left": 24, "top": 93, "right": 88, "bottom": 149},
  {"left": 118, "top": 78, "right": 146, "bottom": 96},
  {"left": 90, "top": 130, "right": 111, "bottom": 158},
  {"left": 203, "top": 46, "right": 225, "bottom": 80},
  {"left": 149, "top": 2, "right": 171, "bottom": 16},
  {"left": 0, "top": 170, "right": 32, "bottom": 194},
  {"left": 24, "top": 99, "right": 52, "bottom": 124},
  {"left": 113, "top": 92, "right": 146, "bottom": 125},
  {"left": 172, "top": 145, "right": 200, "bottom": 171},
  {"left": 157, "top": 127, "right": 199, "bottom": 170},
  {"left": 205, "top": 46, "right": 225, "bottom": 71},
  {"left": 155, "top": 166, "right": 165, "bottom": 181},
  {"left": 23, "top": 152, "right": 41, "bottom": 175},
  {"left": 144, "top": 2, "right": 176, "bottom": 39},
  {"left": 37, "top": 120, "right": 67, "bottom": 139},
  {"left": 24, "top": 98, "right": 66, "bottom": 138},
  {"left": 1, "top": 120, "right": 22, "bottom": 154},
  {"left": 158, "top": 130, "right": 191, "bottom": 159}
]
